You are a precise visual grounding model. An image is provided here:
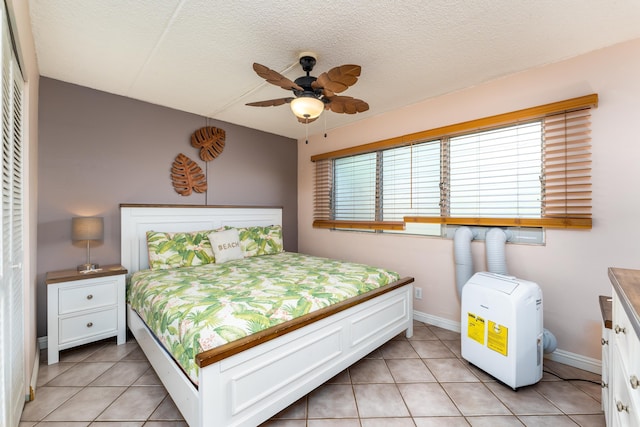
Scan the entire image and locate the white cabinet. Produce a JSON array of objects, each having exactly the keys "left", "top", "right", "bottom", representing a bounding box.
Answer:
[
  {"left": 608, "top": 267, "right": 640, "bottom": 427},
  {"left": 610, "top": 292, "right": 640, "bottom": 426},
  {"left": 600, "top": 295, "right": 612, "bottom": 426},
  {"left": 46, "top": 265, "right": 127, "bottom": 364}
]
